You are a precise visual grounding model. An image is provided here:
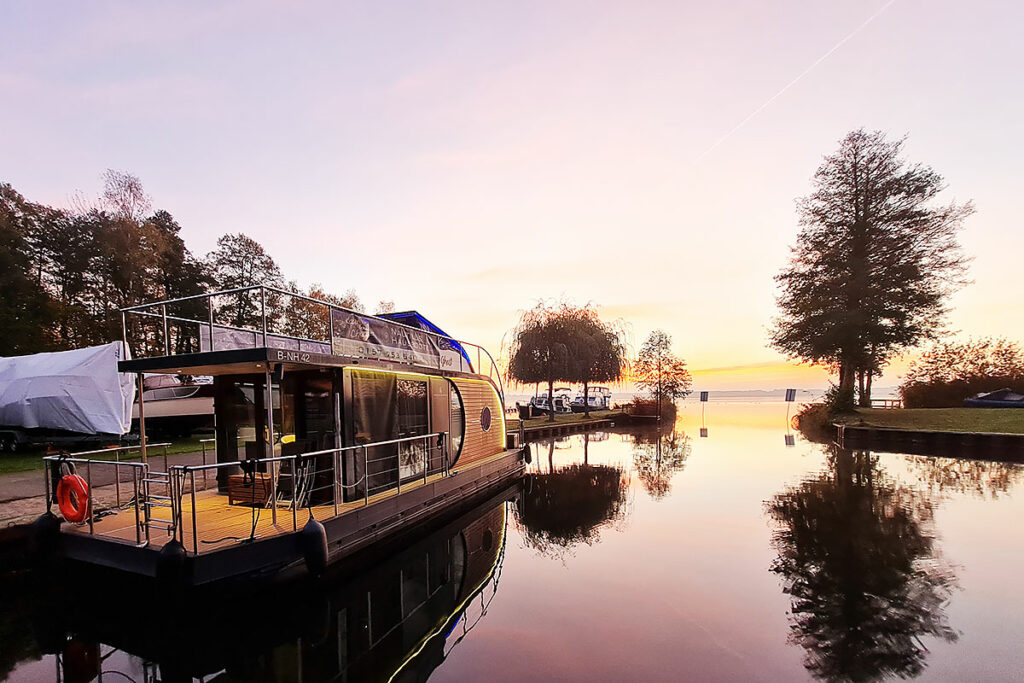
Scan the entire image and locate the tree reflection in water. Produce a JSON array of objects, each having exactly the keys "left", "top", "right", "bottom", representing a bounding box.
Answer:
[
  {"left": 629, "top": 428, "right": 692, "bottom": 499},
  {"left": 516, "top": 438, "right": 630, "bottom": 560},
  {"left": 766, "top": 446, "right": 959, "bottom": 682},
  {"left": 905, "top": 455, "right": 1024, "bottom": 500}
]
